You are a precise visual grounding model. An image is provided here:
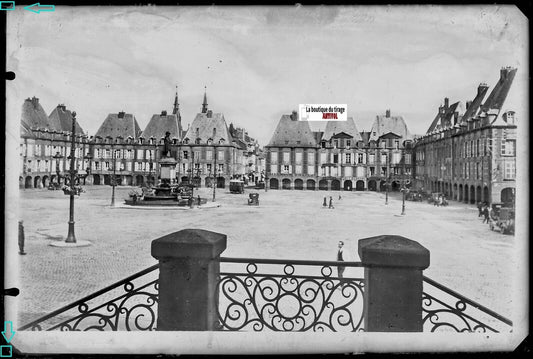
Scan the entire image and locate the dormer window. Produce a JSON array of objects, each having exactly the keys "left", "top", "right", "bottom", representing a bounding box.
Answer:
[
  {"left": 321, "top": 141, "right": 326, "bottom": 149},
  {"left": 219, "top": 138, "right": 225, "bottom": 145},
  {"left": 183, "top": 138, "right": 189, "bottom": 145},
  {"left": 207, "top": 138, "right": 213, "bottom": 145},
  {"left": 149, "top": 138, "right": 155, "bottom": 145},
  {"left": 195, "top": 138, "right": 201, "bottom": 145}
]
